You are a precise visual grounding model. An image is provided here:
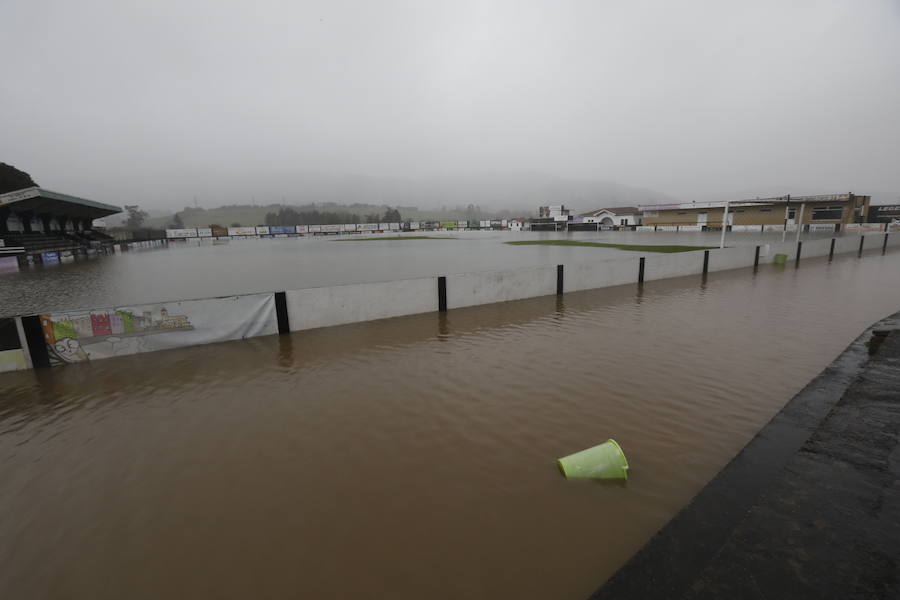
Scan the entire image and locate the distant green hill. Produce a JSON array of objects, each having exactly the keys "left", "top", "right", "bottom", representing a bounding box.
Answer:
[{"left": 147, "top": 202, "right": 521, "bottom": 228}]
